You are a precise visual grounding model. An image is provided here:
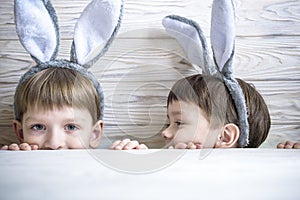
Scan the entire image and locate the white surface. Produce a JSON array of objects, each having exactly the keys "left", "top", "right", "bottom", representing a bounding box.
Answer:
[{"left": 0, "top": 149, "right": 300, "bottom": 200}]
